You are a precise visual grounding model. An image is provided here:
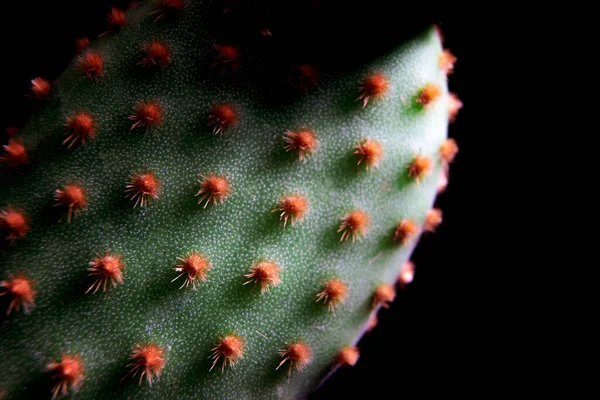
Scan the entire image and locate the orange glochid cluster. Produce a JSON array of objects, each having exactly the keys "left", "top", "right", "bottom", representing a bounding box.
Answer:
[
  {"left": 393, "top": 219, "right": 418, "bottom": 245},
  {"left": 357, "top": 72, "right": 390, "bottom": 107},
  {"left": 439, "top": 49, "right": 457, "bottom": 75},
  {"left": 208, "top": 103, "right": 238, "bottom": 136},
  {"left": 30, "top": 77, "right": 51, "bottom": 100},
  {"left": 408, "top": 154, "right": 432, "bottom": 182},
  {"left": 64, "top": 111, "right": 96, "bottom": 148},
  {"left": 244, "top": 260, "right": 281, "bottom": 294},
  {"left": 195, "top": 173, "right": 231, "bottom": 208},
  {"left": 354, "top": 137, "right": 384, "bottom": 169},
  {"left": 335, "top": 346, "right": 360, "bottom": 368},
  {"left": 338, "top": 210, "right": 370, "bottom": 242},
  {"left": 316, "top": 278, "right": 348, "bottom": 312},
  {"left": 397, "top": 261, "right": 415, "bottom": 289},
  {"left": 212, "top": 44, "right": 240, "bottom": 74},
  {"left": 47, "top": 354, "right": 85, "bottom": 400},
  {"left": 0, "top": 208, "right": 29, "bottom": 241},
  {"left": 416, "top": 83, "right": 442, "bottom": 107},
  {"left": 424, "top": 208, "right": 443, "bottom": 233},
  {"left": 139, "top": 40, "right": 172, "bottom": 68},
  {"left": 440, "top": 138, "right": 459, "bottom": 166},
  {"left": 76, "top": 50, "right": 104, "bottom": 79},
  {"left": 128, "top": 344, "right": 166, "bottom": 385},
  {"left": 125, "top": 171, "right": 161, "bottom": 207},
  {"left": 283, "top": 129, "right": 319, "bottom": 162},
  {"left": 277, "top": 341, "right": 312, "bottom": 377},
  {"left": 86, "top": 253, "right": 125, "bottom": 294},
  {"left": 274, "top": 194, "right": 309, "bottom": 227},
  {"left": 1, "top": 138, "right": 28, "bottom": 166},
  {"left": 54, "top": 184, "right": 87, "bottom": 222},
  {"left": 130, "top": 100, "right": 164, "bottom": 132},
  {"left": 210, "top": 334, "right": 246, "bottom": 372},
  {"left": 373, "top": 284, "right": 396, "bottom": 308},
  {"left": 104, "top": 7, "right": 127, "bottom": 34},
  {"left": 0, "top": 275, "right": 36, "bottom": 315},
  {"left": 172, "top": 251, "right": 212, "bottom": 289}
]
